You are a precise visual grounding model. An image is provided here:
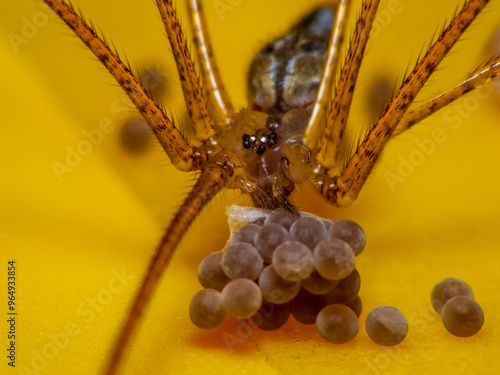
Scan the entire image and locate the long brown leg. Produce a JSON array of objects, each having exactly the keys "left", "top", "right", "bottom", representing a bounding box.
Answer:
[
  {"left": 43, "top": 0, "right": 196, "bottom": 172},
  {"left": 43, "top": 1, "right": 232, "bottom": 373},
  {"left": 315, "top": 0, "right": 380, "bottom": 170},
  {"left": 104, "top": 154, "right": 236, "bottom": 375},
  {"left": 303, "top": 0, "right": 352, "bottom": 148},
  {"left": 155, "top": 0, "right": 216, "bottom": 141},
  {"left": 315, "top": 0, "right": 491, "bottom": 207},
  {"left": 187, "top": 0, "right": 235, "bottom": 125},
  {"left": 394, "top": 56, "right": 500, "bottom": 136}
]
